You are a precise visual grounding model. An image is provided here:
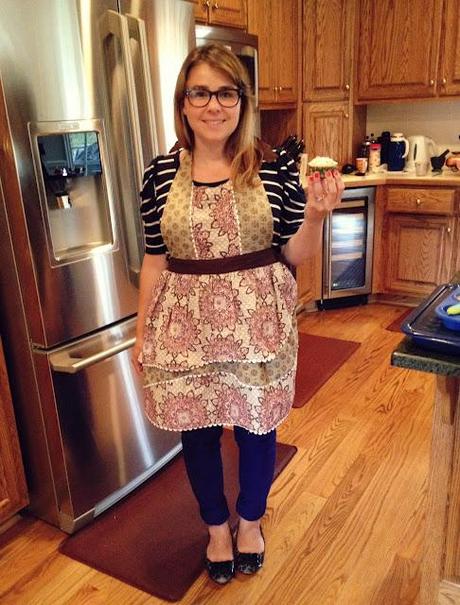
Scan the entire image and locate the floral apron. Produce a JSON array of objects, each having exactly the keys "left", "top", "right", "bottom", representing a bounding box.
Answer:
[{"left": 142, "top": 151, "right": 298, "bottom": 434}]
